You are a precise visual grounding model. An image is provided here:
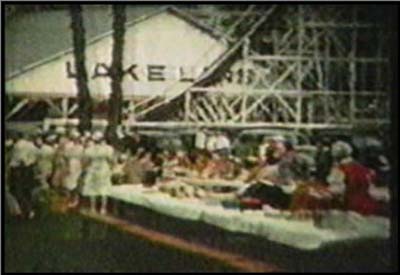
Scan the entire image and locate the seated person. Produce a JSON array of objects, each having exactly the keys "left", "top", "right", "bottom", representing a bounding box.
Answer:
[
  {"left": 246, "top": 138, "right": 290, "bottom": 184},
  {"left": 191, "top": 152, "right": 211, "bottom": 178},
  {"left": 111, "top": 153, "right": 128, "bottom": 185},
  {"left": 123, "top": 150, "right": 153, "bottom": 184},
  {"left": 326, "top": 141, "right": 387, "bottom": 216},
  {"left": 160, "top": 151, "right": 179, "bottom": 180},
  {"left": 200, "top": 153, "right": 236, "bottom": 179}
]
